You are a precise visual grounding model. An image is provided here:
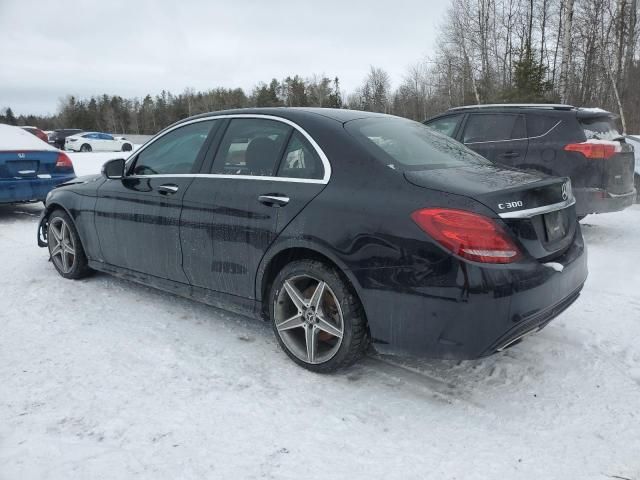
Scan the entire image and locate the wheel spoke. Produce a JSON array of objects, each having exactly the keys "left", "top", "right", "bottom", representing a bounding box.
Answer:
[
  {"left": 316, "top": 312, "right": 343, "bottom": 339},
  {"left": 50, "top": 244, "right": 62, "bottom": 258},
  {"left": 283, "top": 280, "right": 307, "bottom": 311},
  {"left": 49, "top": 224, "right": 62, "bottom": 242},
  {"left": 305, "top": 325, "right": 318, "bottom": 363},
  {"left": 61, "top": 249, "right": 70, "bottom": 272},
  {"left": 309, "top": 281, "right": 326, "bottom": 310},
  {"left": 276, "top": 313, "right": 304, "bottom": 332}
]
